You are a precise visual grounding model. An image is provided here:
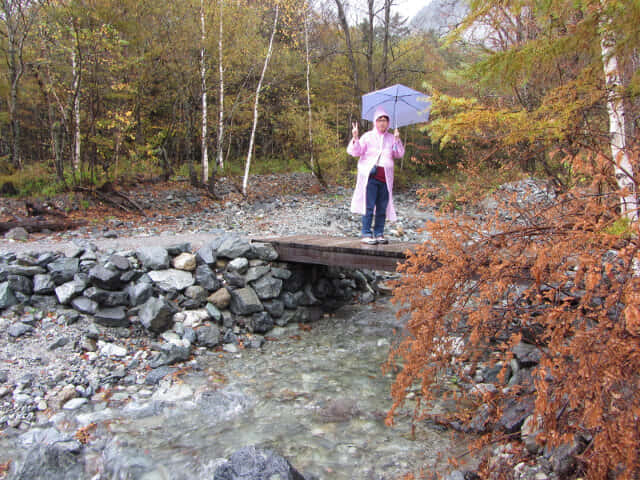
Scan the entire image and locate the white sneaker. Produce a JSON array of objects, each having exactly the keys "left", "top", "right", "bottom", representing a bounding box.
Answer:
[{"left": 361, "top": 236, "right": 377, "bottom": 245}]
